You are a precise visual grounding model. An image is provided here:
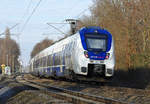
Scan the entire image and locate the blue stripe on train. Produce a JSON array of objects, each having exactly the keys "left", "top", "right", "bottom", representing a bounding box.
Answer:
[
  {"left": 44, "top": 66, "right": 65, "bottom": 77},
  {"left": 55, "top": 66, "right": 65, "bottom": 76},
  {"left": 46, "top": 68, "right": 52, "bottom": 76},
  {"left": 79, "top": 27, "right": 112, "bottom": 60}
]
